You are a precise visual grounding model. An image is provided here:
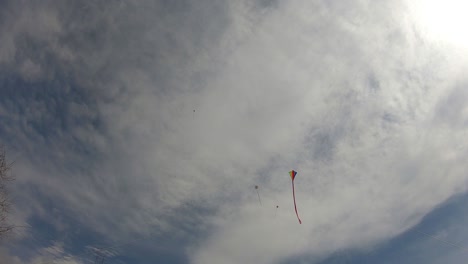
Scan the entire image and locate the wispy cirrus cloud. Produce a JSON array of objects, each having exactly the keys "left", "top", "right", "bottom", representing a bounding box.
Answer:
[{"left": 0, "top": 242, "right": 85, "bottom": 264}]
